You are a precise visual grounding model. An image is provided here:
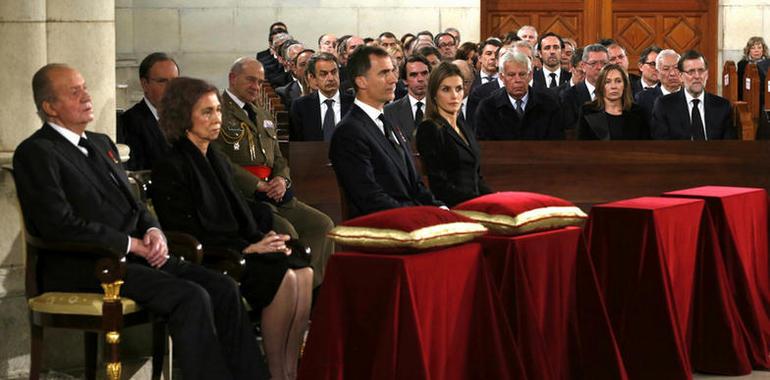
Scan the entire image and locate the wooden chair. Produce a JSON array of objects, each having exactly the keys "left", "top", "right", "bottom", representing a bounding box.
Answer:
[
  {"left": 3, "top": 166, "right": 164, "bottom": 380},
  {"left": 732, "top": 101, "right": 756, "bottom": 140},
  {"left": 722, "top": 61, "right": 738, "bottom": 103},
  {"left": 743, "top": 63, "right": 761, "bottom": 126}
]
